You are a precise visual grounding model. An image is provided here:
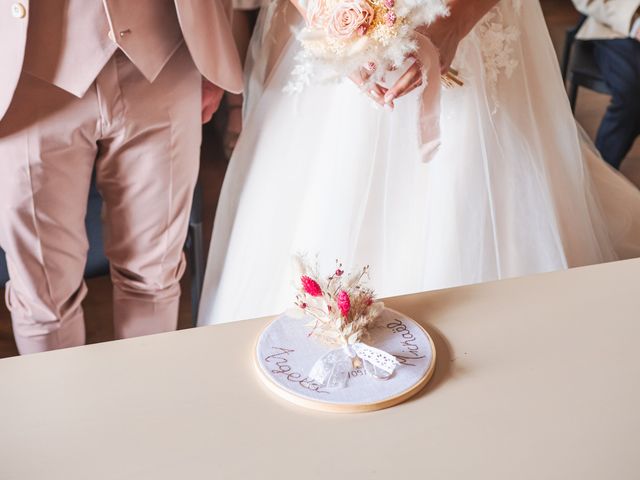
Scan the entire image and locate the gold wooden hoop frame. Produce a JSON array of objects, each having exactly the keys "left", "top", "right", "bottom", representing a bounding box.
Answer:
[{"left": 254, "top": 309, "right": 436, "bottom": 413}]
